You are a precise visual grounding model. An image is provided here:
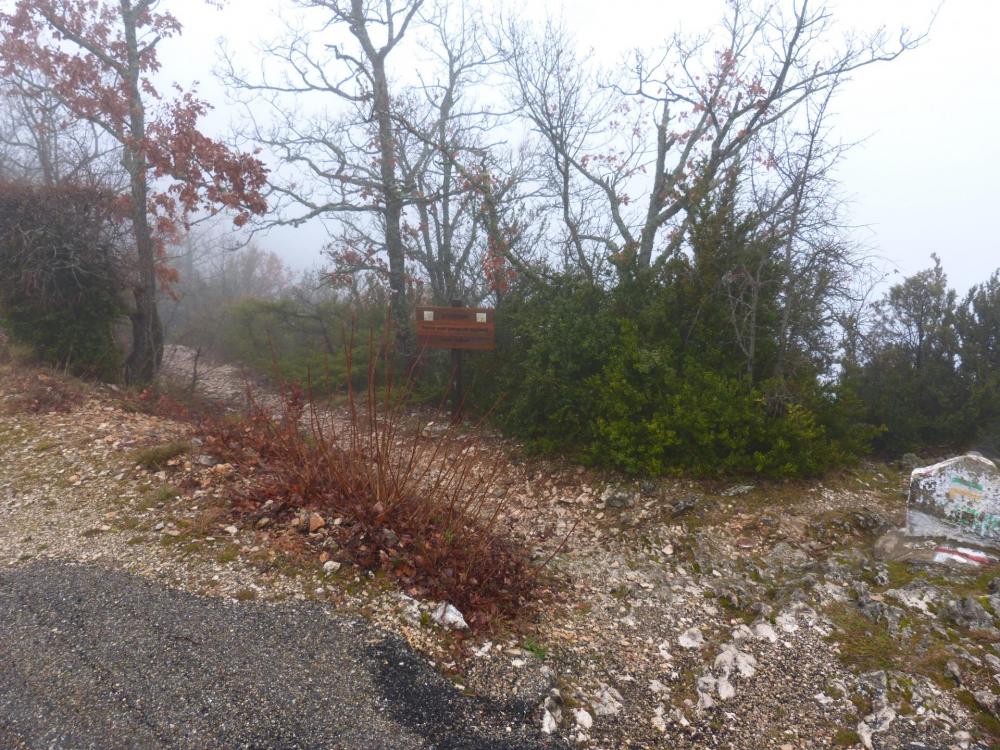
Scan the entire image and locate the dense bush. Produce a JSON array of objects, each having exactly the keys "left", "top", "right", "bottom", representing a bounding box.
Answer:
[
  {"left": 468, "top": 273, "right": 870, "bottom": 478},
  {"left": 0, "top": 182, "right": 127, "bottom": 380},
  {"left": 848, "top": 259, "right": 1000, "bottom": 457}
]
